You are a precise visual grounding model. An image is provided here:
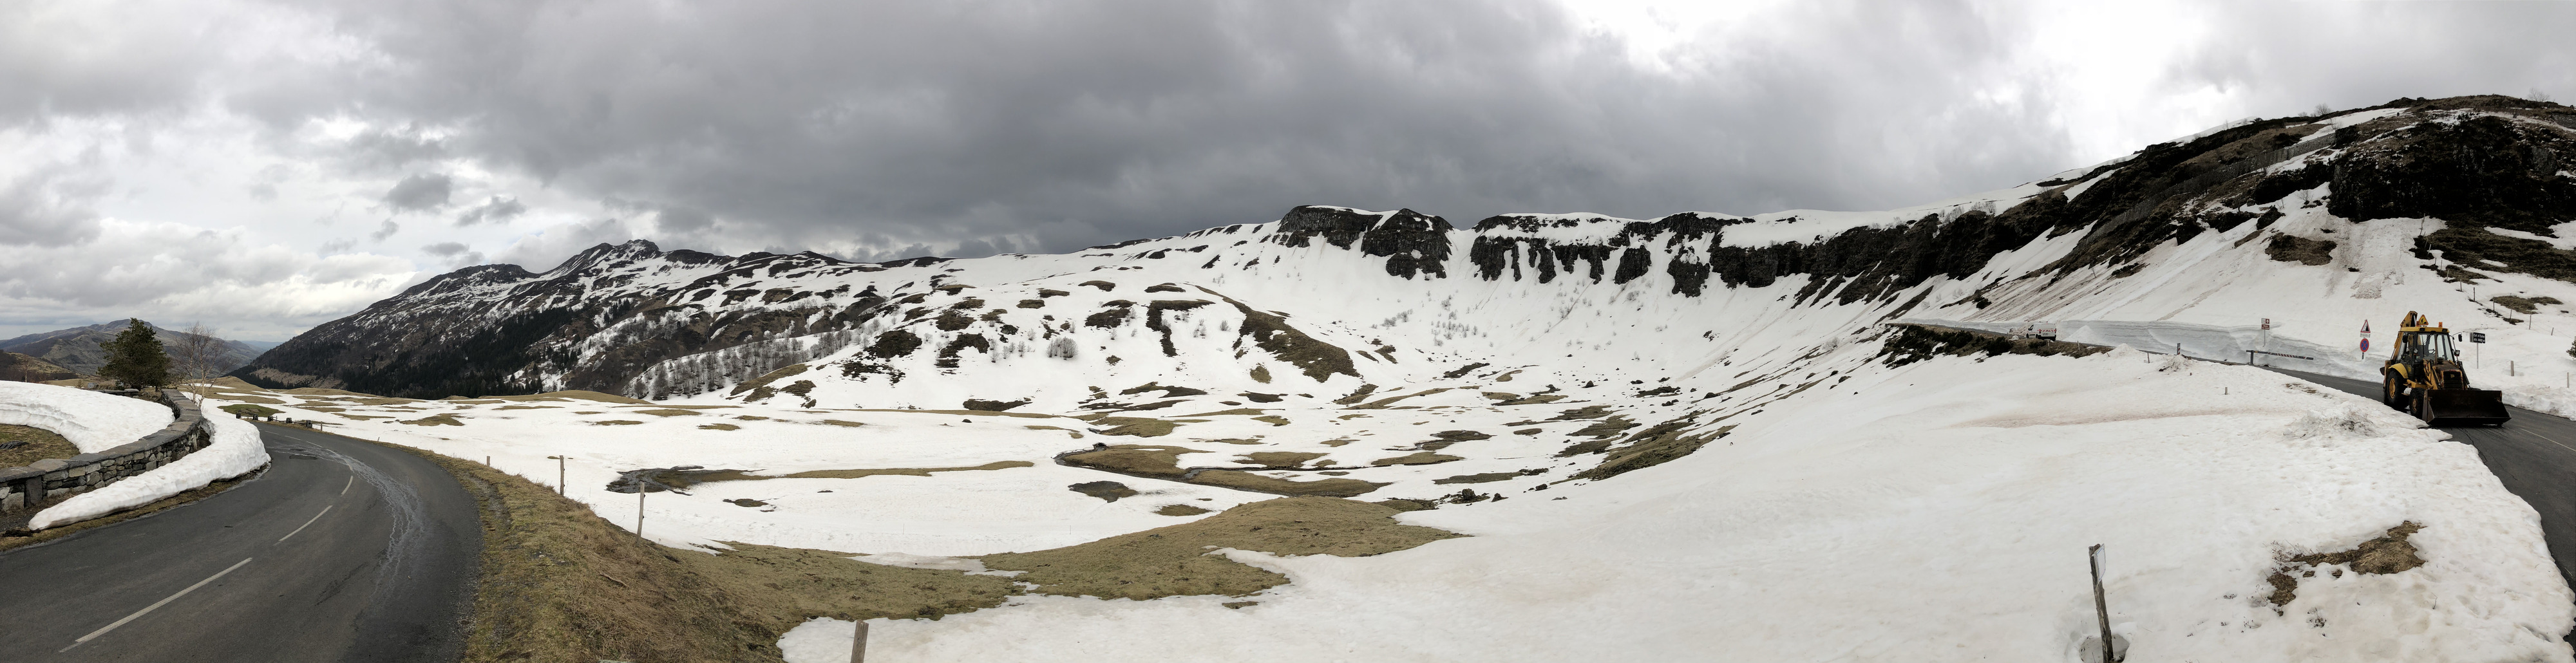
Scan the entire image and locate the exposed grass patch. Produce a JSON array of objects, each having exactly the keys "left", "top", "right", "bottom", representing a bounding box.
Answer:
[
  {"left": 207, "top": 392, "right": 286, "bottom": 405},
  {"left": 1023, "top": 425, "right": 1084, "bottom": 438},
  {"left": 1093, "top": 416, "right": 1183, "bottom": 437},
  {"left": 1251, "top": 415, "right": 1291, "bottom": 426},
  {"left": 1878, "top": 323, "right": 2114, "bottom": 366},
  {"left": 1575, "top": 422, "right": 1734, "bottom": 481},
  {"left": 697, "top": 424, "right": 741, "bottom": 431},
  {"left": 393, "top": 442, "right": 1013, "bottom": 662},
  {"left": 2492, "top": 295, "right": 2564, "bottom": 314},
  {"left": 220, "top": 403, "right": 283, "bottom": 418},
  {"left": 692, "top": 461, "right": 1035, "bottom": 484},
  {"left": 632, "top": 409, "right": 703, "bottom": 417},
  {"left": 1175, "top": 408, "right": 1269, "bottom": 417},
  {"left": 1370, "top": 452, "right": 1463, "bottom": 466},
  {"left": 494, "top": 405, "right": 558, "bottom": 411},
  {"left": 2267, "top": 522, "right": 2427, "bottom": 608},
  {"left": 1434, "top": 471, "right": 1539, "bottom": 485},
  {"left": 401, "top": 413, "right": 466, "bottom": 426},
  {"left": 976, "top": 497, "right": 1461, "bottom": 601},
  {"left": 2263, "top": 234, "right": 2338, "bottom": 265},
  {"left": 1155, "top": 504, "right": 1212, "bottom": 516},
  {"left": 1069, "top": 481, "right": 1137, "bottom": 502},
  {"left": 1062, "top": 445, "right": 1207, "bottom": 477},
  {"left": 817, "top": 420, "right": 866, "bottom": 427},
  {"left": 729, "top": 364, "right": 811, "bottom": 396},
  {"left": 590, "top": 420, "right": 645, "bottom": 426},
  {"left": 1238, "top": 451, "right": 1327, "bottom": 469},
  {"left": 0, "top": 423, "right": 79, "bottom": 467},
  {"left": 1187, "top": 471, "right": 1386, "bottom": 497}
]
